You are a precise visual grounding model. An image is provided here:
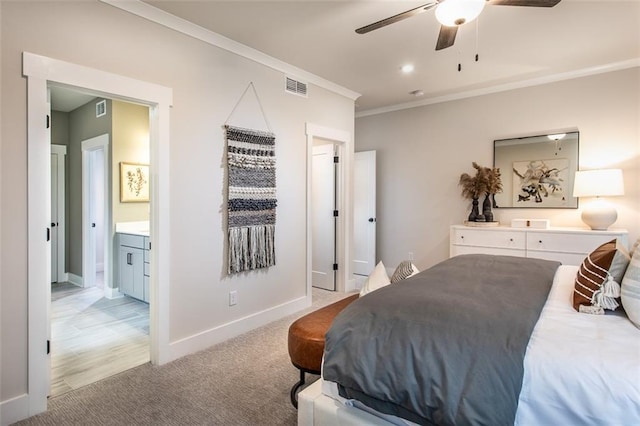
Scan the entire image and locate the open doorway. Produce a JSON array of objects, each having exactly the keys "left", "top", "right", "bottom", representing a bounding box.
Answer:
[
  {"left": 25, "top": 51, "right": 172, "bottom": 415},
  {"left": 48, "top": 94, "right": 152, "bottom": 396},
  {"left": 82, "top": 134, "right": 108, "bottom": 290},
  {"left": 305, "top": 123, "right": 354, "bottom": 297},
  {"left": 311, "top": 141, "right": 338, "bottom": 291}
]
